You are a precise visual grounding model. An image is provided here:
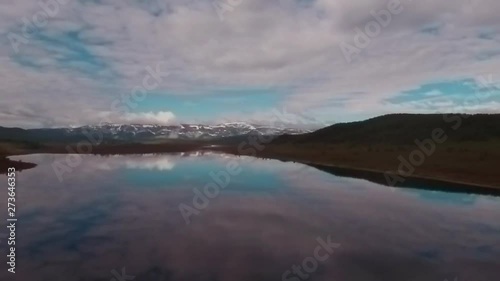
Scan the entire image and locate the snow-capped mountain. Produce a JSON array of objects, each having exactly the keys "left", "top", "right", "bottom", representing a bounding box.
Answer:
[{"left": 65, "top": 122, "right": 310, "bottom": 141}]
